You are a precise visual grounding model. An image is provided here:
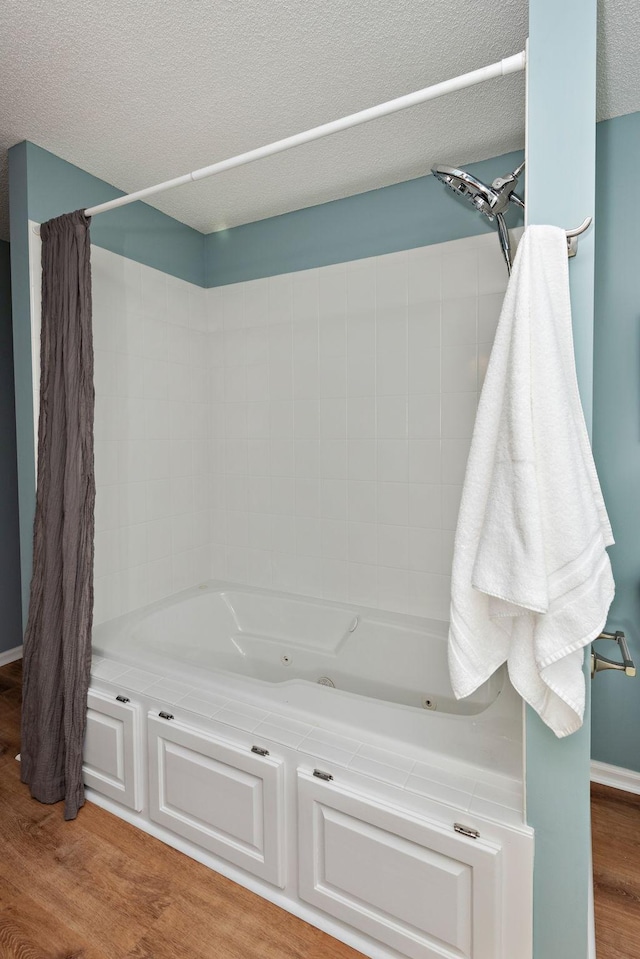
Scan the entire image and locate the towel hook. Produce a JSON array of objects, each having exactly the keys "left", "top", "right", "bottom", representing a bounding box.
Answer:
[{"left": 566, "top": 216, "right": 593, "bottom": 258}]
